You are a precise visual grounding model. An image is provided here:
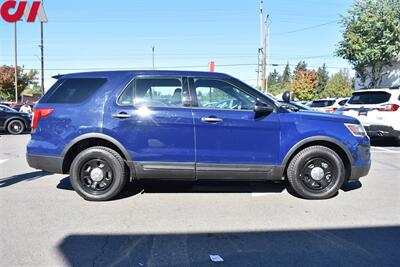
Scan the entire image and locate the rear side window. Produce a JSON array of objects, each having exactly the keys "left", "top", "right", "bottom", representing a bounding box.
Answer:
[
  {"left": 310, "top": 100, "right": 335, "bottom": 107},
  {"left": 43, "top": 78, "right": 107, "bottom": 104},
  {"left": 118, "top": 77, "right": 186, "bottom": 107},
  {"left": 348, "top": 92, "right": 391, "bottom": 105}
]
